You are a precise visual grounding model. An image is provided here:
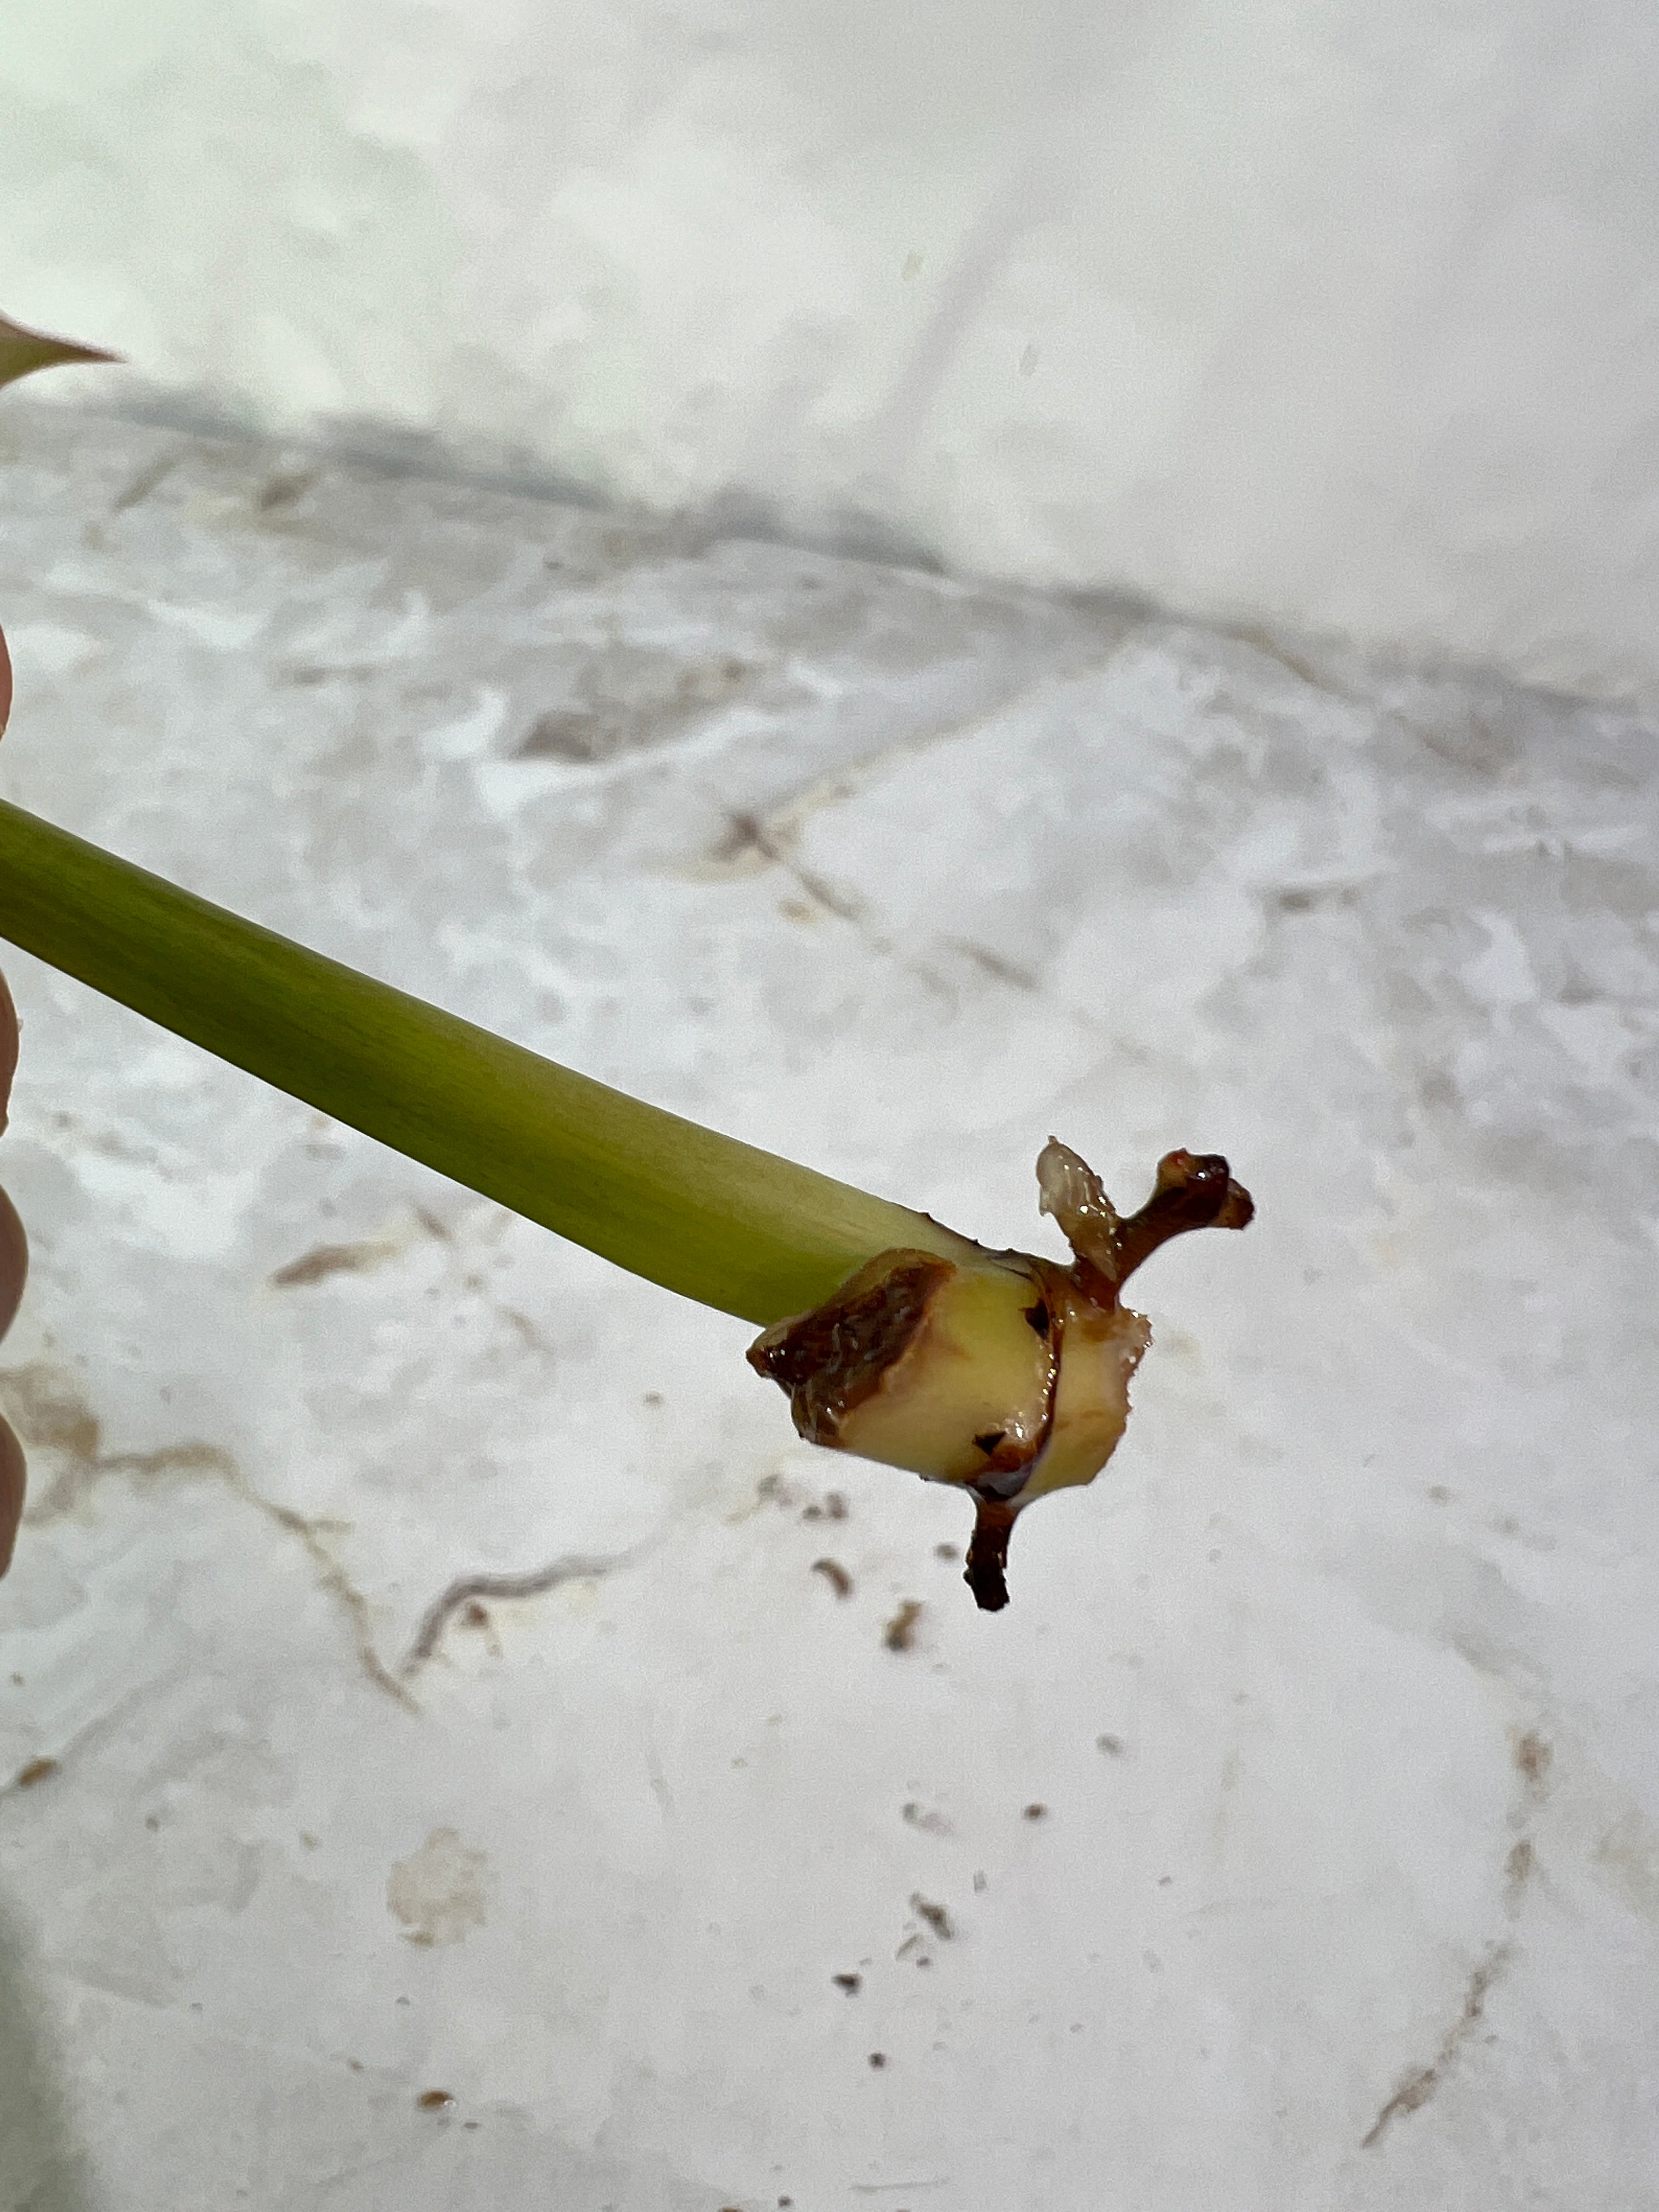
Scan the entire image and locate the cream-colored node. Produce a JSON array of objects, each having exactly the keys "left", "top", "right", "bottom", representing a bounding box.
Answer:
[{"left": 749, "top": 1140, "right": 1252, "bottom": 1609}]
